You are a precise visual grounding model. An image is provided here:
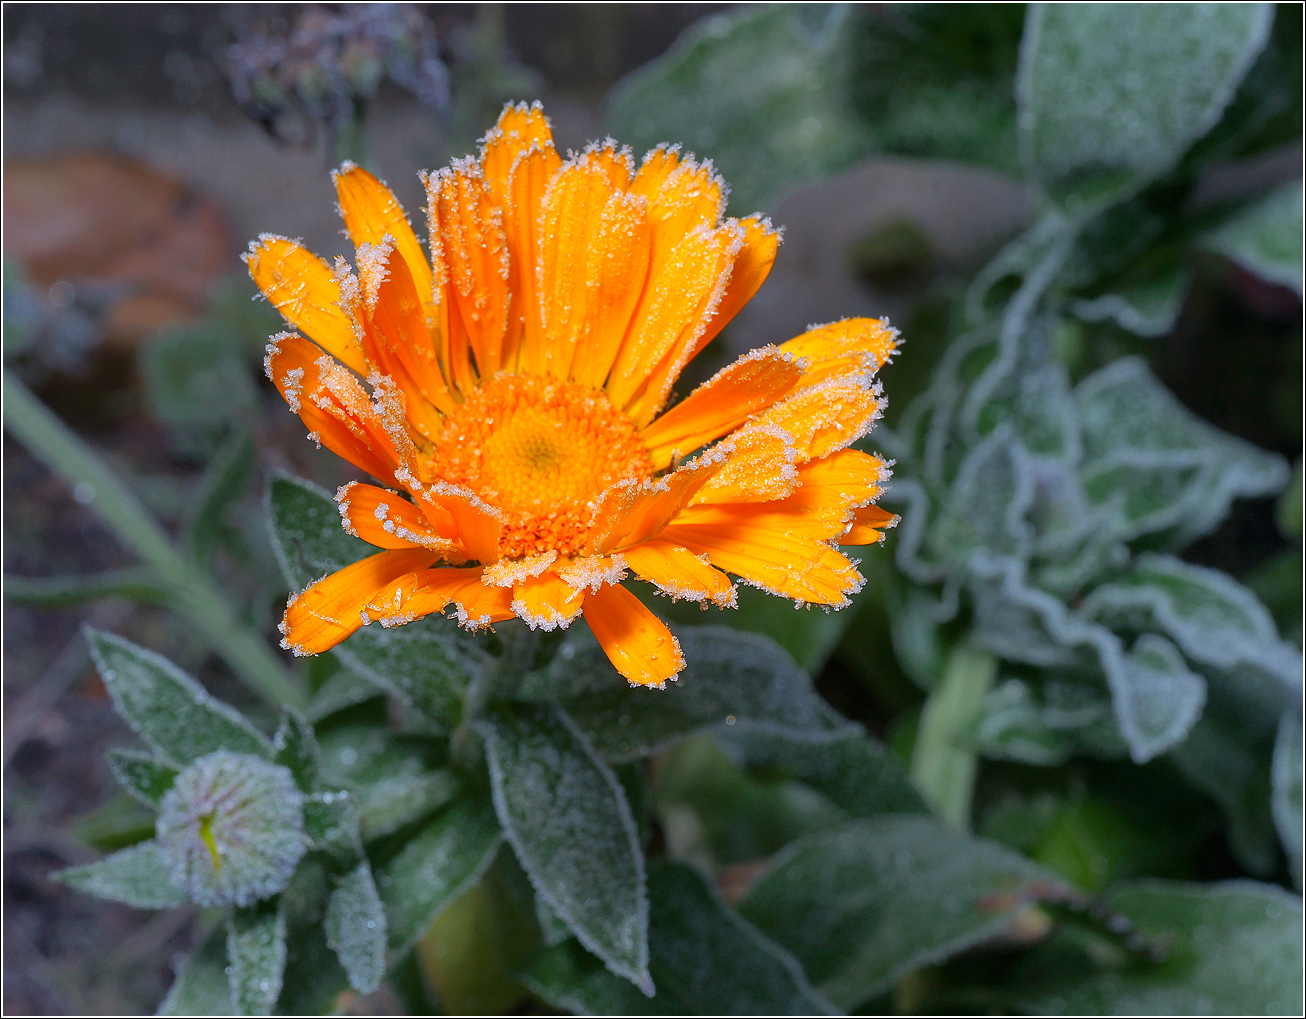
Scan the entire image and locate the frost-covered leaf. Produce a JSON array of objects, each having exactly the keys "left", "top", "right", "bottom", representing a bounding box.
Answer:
[
  {"left": 1272, "top": 709, "right": 1303, "bottom": 887},
  {"left": 927, "top": 429, "right": 1035, "bottom": 567},
  {"left": 184, "top": 427, "right": 257, "bottom": 563},
  {"left": 525, "top": 860, "right": 833, "bottom": 1015},
  {"left": 227, "top": 900, "right": 286, "bottom": 1016},
  {"left": 359, "top": 769, "right": 461, "bottom": 843},
  {"left": 377, "top": 795, "right": 503, "bottom": 956},
  {"left": 326, "top": 859, "right": 387, "bottom": 995},
  {"left": 303, "top": 789, "right": 362, "bottom": 864},
  {"left": 267, "top": 474, "right": 487, "bottom": 729},
  {"left": 159, "top": 925, "right": 234, "bottom": 1015},
  {"left": 272, "top": 709, "right": 321, "bottom": 793},
  {"left": 976, "top": 677, "right": 1124, "bottom": 766},
  {"left": 1112, "top": 635, "right": 1207, "bottom": 764},
  {"left": 1019, "top": 880, "right": 1303, "bottom": 1015},
  {"left": 106, "top": 747, "right": 178, "bottom": 806},
  {"left": 1202, "top": 177, "right": 1304, "bottom": 294},
  {"left": 1017, "top": 3, "right": 1272, "bottom": 213},
  {"left": 1075, "top": 357, "right": 1288, "bottom": 547},
  {"left": 1071, "top": 261, "right": 1193, "bottom": 338},
  {"left": 534, "top": 626, "right": 851, "bottom": 762},
  {"left": 739, "top": 815, "right": 1075, "bottom": 1008},
  {"left": 608, "top": 4, "right": 868, "bottom": 213},
  {"left": 717, "top": 728, "right": 928, "bottom": 818},
  {"left": 1083, "top": 553, "right": 1303, "bottom": 691},
  {"left": 86, "top": 629, "right": 271, "bottom": 766},
  {"left": 54, "top": 840, "right": 187, "bottom": 909},
  {"left": 276, "top": 856, "right": 351, "bottom": 1016},
  {"left": 305, "top": 668, "right": 378, "bottom": 722},
  {"left": 477, "top": 702, "right": 650, "bottom": 991}
]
